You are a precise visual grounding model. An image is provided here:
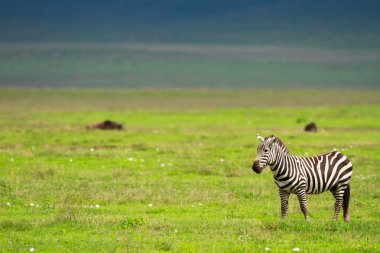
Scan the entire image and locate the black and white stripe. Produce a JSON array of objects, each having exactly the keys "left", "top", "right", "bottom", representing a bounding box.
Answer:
[{"left": 252, "top": 135, "right": 353, "bottom": 222}]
